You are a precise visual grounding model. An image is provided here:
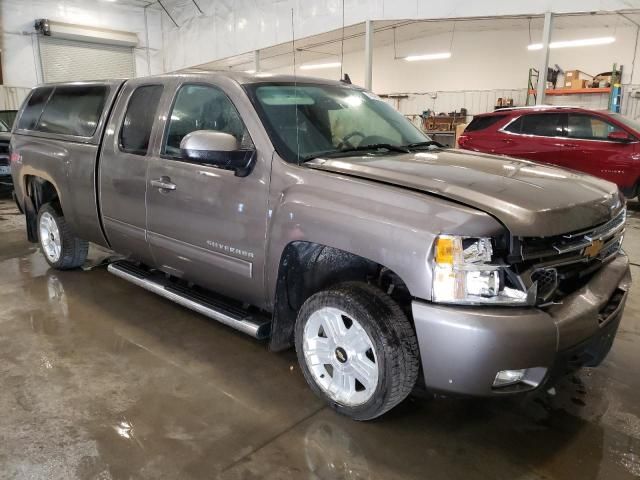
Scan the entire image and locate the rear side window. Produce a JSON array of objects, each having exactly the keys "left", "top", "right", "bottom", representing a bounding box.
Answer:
[
  {"left": 17, "top": 87, "right": 53, "bottom": 130},
  {"left": 465, "top": 115, "right": 507, "bottom": 132},
  {"left": 505, "top": 113, "right": 566, "bottom": 137},
  {"left": 37, "top": 86, "right": 108, "bottom": 137},
  {"left": 119, "top": 85, "right": 164, "bottom": 155},
  {"left": 567, "top": 114, "right": 623, "bottom": 140}
]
